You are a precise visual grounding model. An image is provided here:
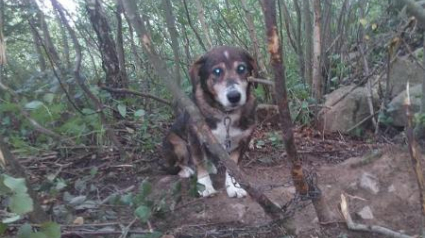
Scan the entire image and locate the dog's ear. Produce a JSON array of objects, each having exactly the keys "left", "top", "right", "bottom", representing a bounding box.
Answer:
[{"left": 189, "top": 56, "right": 206, "bottom": 87}]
